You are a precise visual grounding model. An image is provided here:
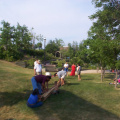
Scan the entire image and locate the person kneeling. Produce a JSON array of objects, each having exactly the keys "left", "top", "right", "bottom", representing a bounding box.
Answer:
[{"left": 27, "top": 89, "right": 43, "bottom": 108}]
